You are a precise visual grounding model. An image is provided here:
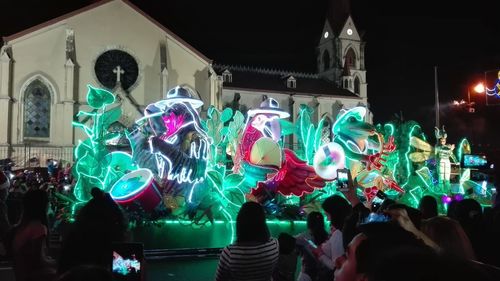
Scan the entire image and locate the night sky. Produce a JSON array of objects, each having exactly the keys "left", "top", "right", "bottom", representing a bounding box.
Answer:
[{"left": 1, "top": 0, "right": 500, "bottom": 148}]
